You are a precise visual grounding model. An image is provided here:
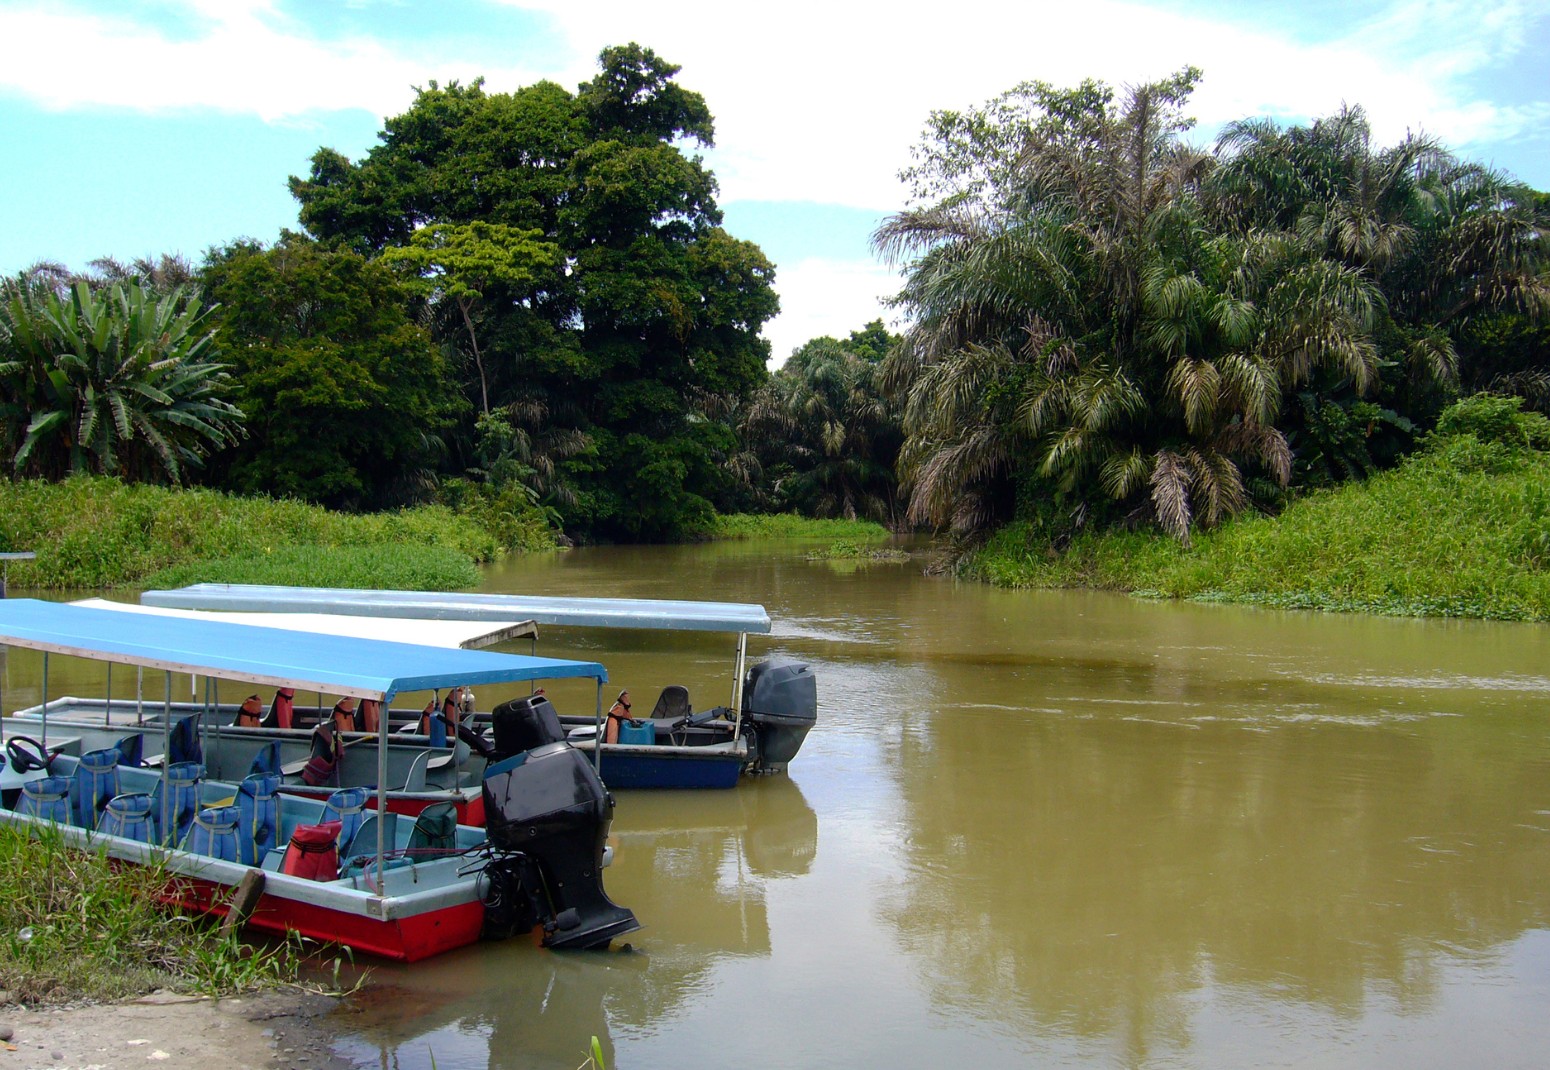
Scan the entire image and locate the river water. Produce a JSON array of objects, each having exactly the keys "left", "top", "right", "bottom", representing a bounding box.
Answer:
[{"left": 6, "top": 540, "right": 1550, "bottom": 1068}]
